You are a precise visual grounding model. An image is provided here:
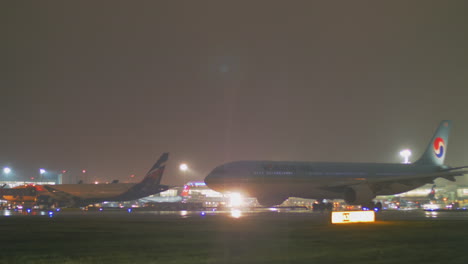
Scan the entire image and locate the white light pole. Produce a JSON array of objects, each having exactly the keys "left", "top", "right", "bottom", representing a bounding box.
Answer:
[
  {"left": 2, "top": 167, "right": 11, "bottom": 182},
  {"left": 400, "top": 149, "right": 412, "bottom": 164},
  {"left": 39, "top": 168, "right": 46, "bottom": 183},
  {"left": 82, "top": 169, "right": 87, "bottom": 183},
  {"left": 180, "top": 163, "right": 188, "bottom": 183}
]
